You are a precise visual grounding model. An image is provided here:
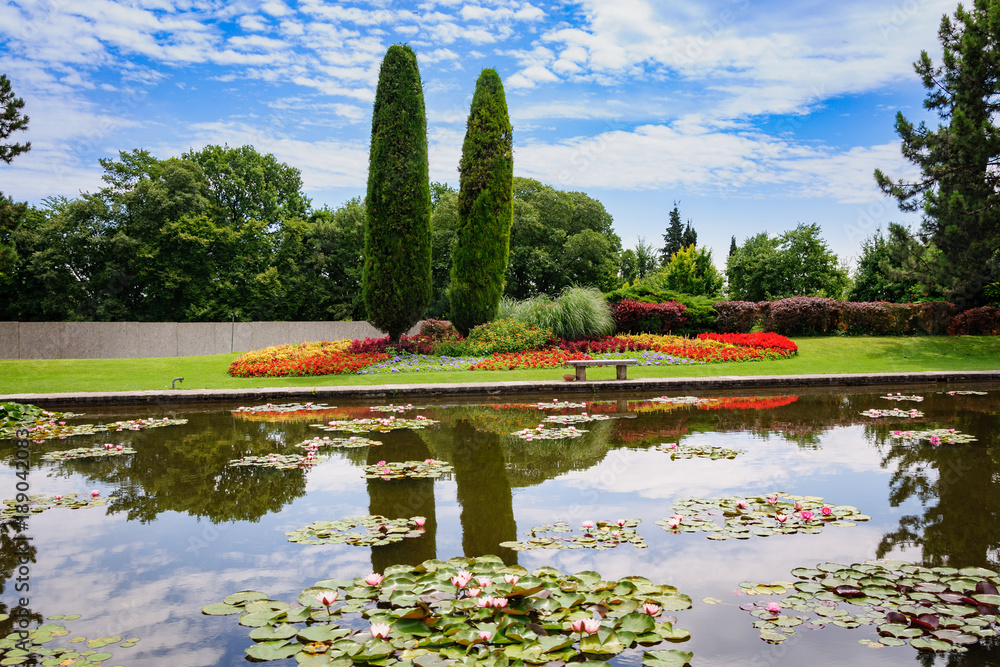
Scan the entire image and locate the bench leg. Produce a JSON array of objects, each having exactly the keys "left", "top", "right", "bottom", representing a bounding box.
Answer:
[
  {"left": 616, "top": 365, "right": 628, "bottom": 380},
  {"left": 575, "top": 367, "right": 587, "bottom": 381}
]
